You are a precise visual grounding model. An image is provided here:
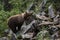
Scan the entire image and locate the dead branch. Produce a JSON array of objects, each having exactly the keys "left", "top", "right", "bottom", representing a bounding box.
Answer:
[
  {"left": 37, "top": 21, "right": 54, "bottom": 26},
  {"left": 56, "top": 24, "right": 60, "bottom": 28},
  {"left": 36, "top": 15, "right": 50, "bottom": 21}
]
